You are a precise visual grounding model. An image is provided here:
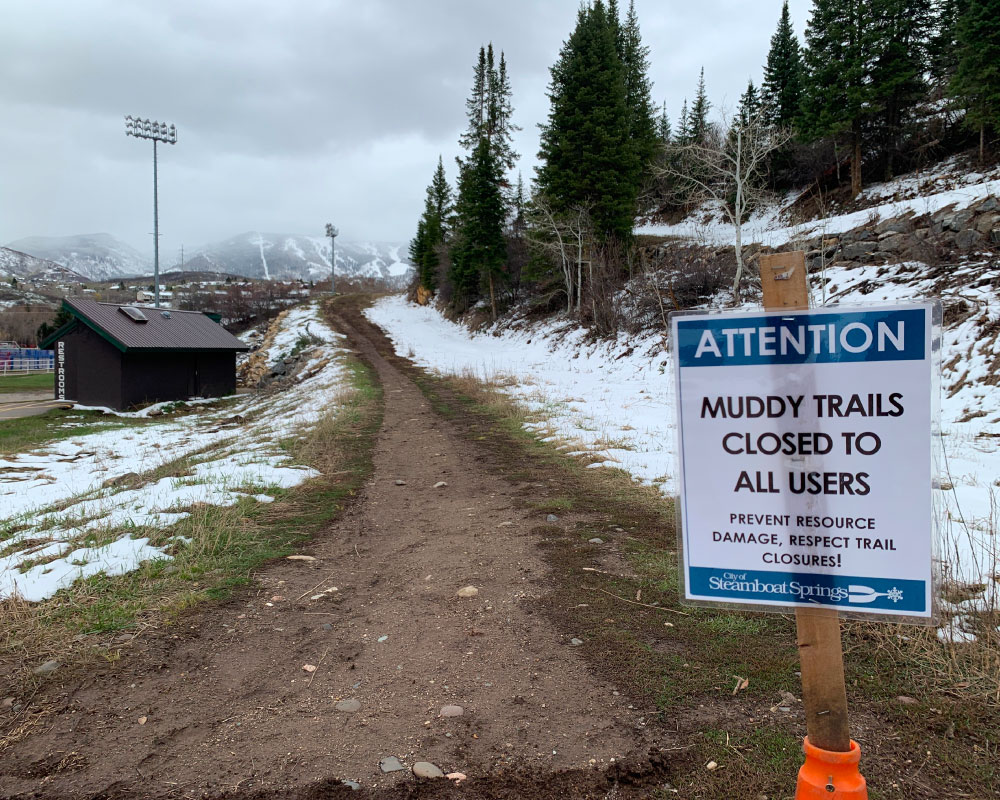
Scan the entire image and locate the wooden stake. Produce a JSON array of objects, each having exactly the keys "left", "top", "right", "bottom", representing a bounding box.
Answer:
[{"left": 760, "top": 250, "right": 852, "bottom": 754}]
